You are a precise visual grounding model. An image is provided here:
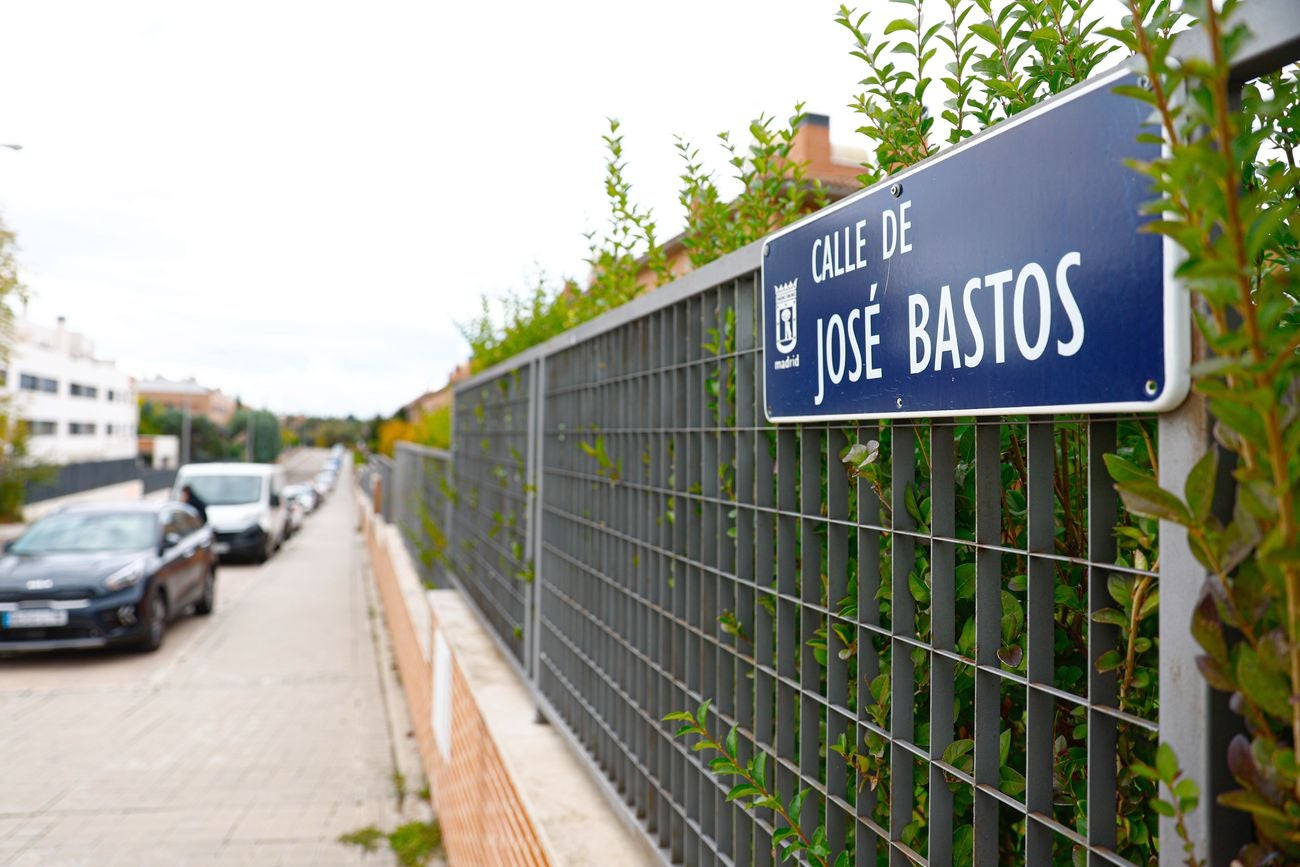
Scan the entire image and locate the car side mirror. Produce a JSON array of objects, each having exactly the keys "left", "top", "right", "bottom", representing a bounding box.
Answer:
[
  {"left": 162, "top": 531, "right": 183, "bottom": 550},
  {"left": 2, "top": 539, "right": 14, "bottom": 553},
  {"left": 269, "top": 493, "right": 281, "bottom": 508}
]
